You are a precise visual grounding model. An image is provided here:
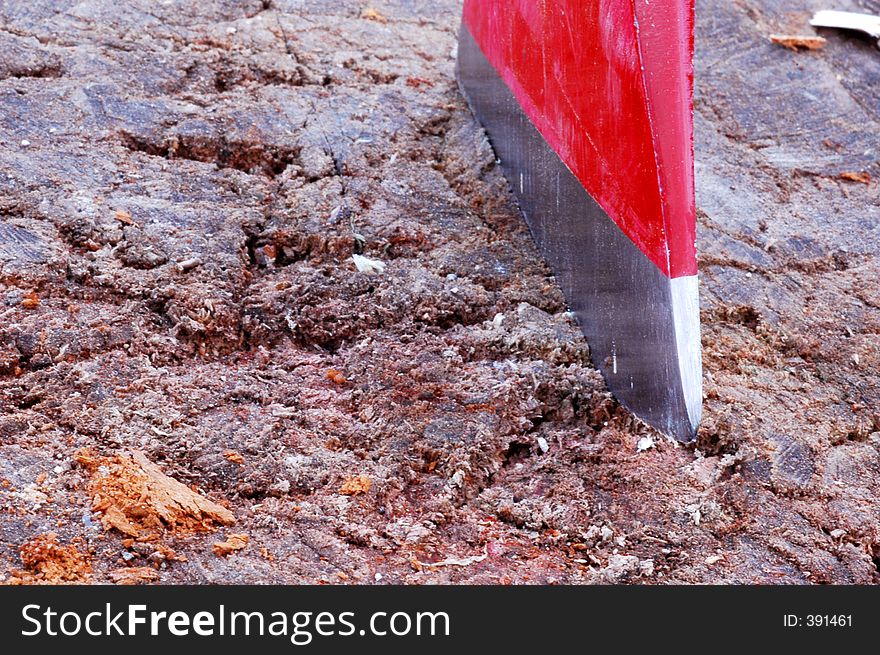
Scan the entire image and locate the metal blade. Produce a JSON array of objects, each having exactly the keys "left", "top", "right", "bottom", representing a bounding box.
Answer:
[
  {"left": 456, "top": 23, "right": 702, "bottom": 442},
  {"left": 811, "top": 10, "right": 880, "bottom": 41}
]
